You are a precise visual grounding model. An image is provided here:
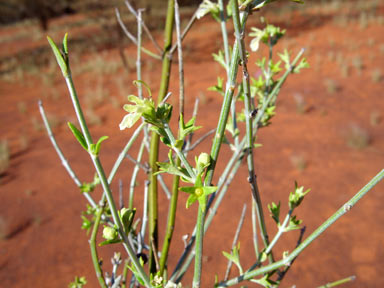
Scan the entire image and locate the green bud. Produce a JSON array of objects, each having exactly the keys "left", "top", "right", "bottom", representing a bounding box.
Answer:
[
  {"left": 102, "top": 226, "right": 118, "bottom": 241},
  {"left": 197, "top": 153, "right": 210, "bottom": 167}
]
